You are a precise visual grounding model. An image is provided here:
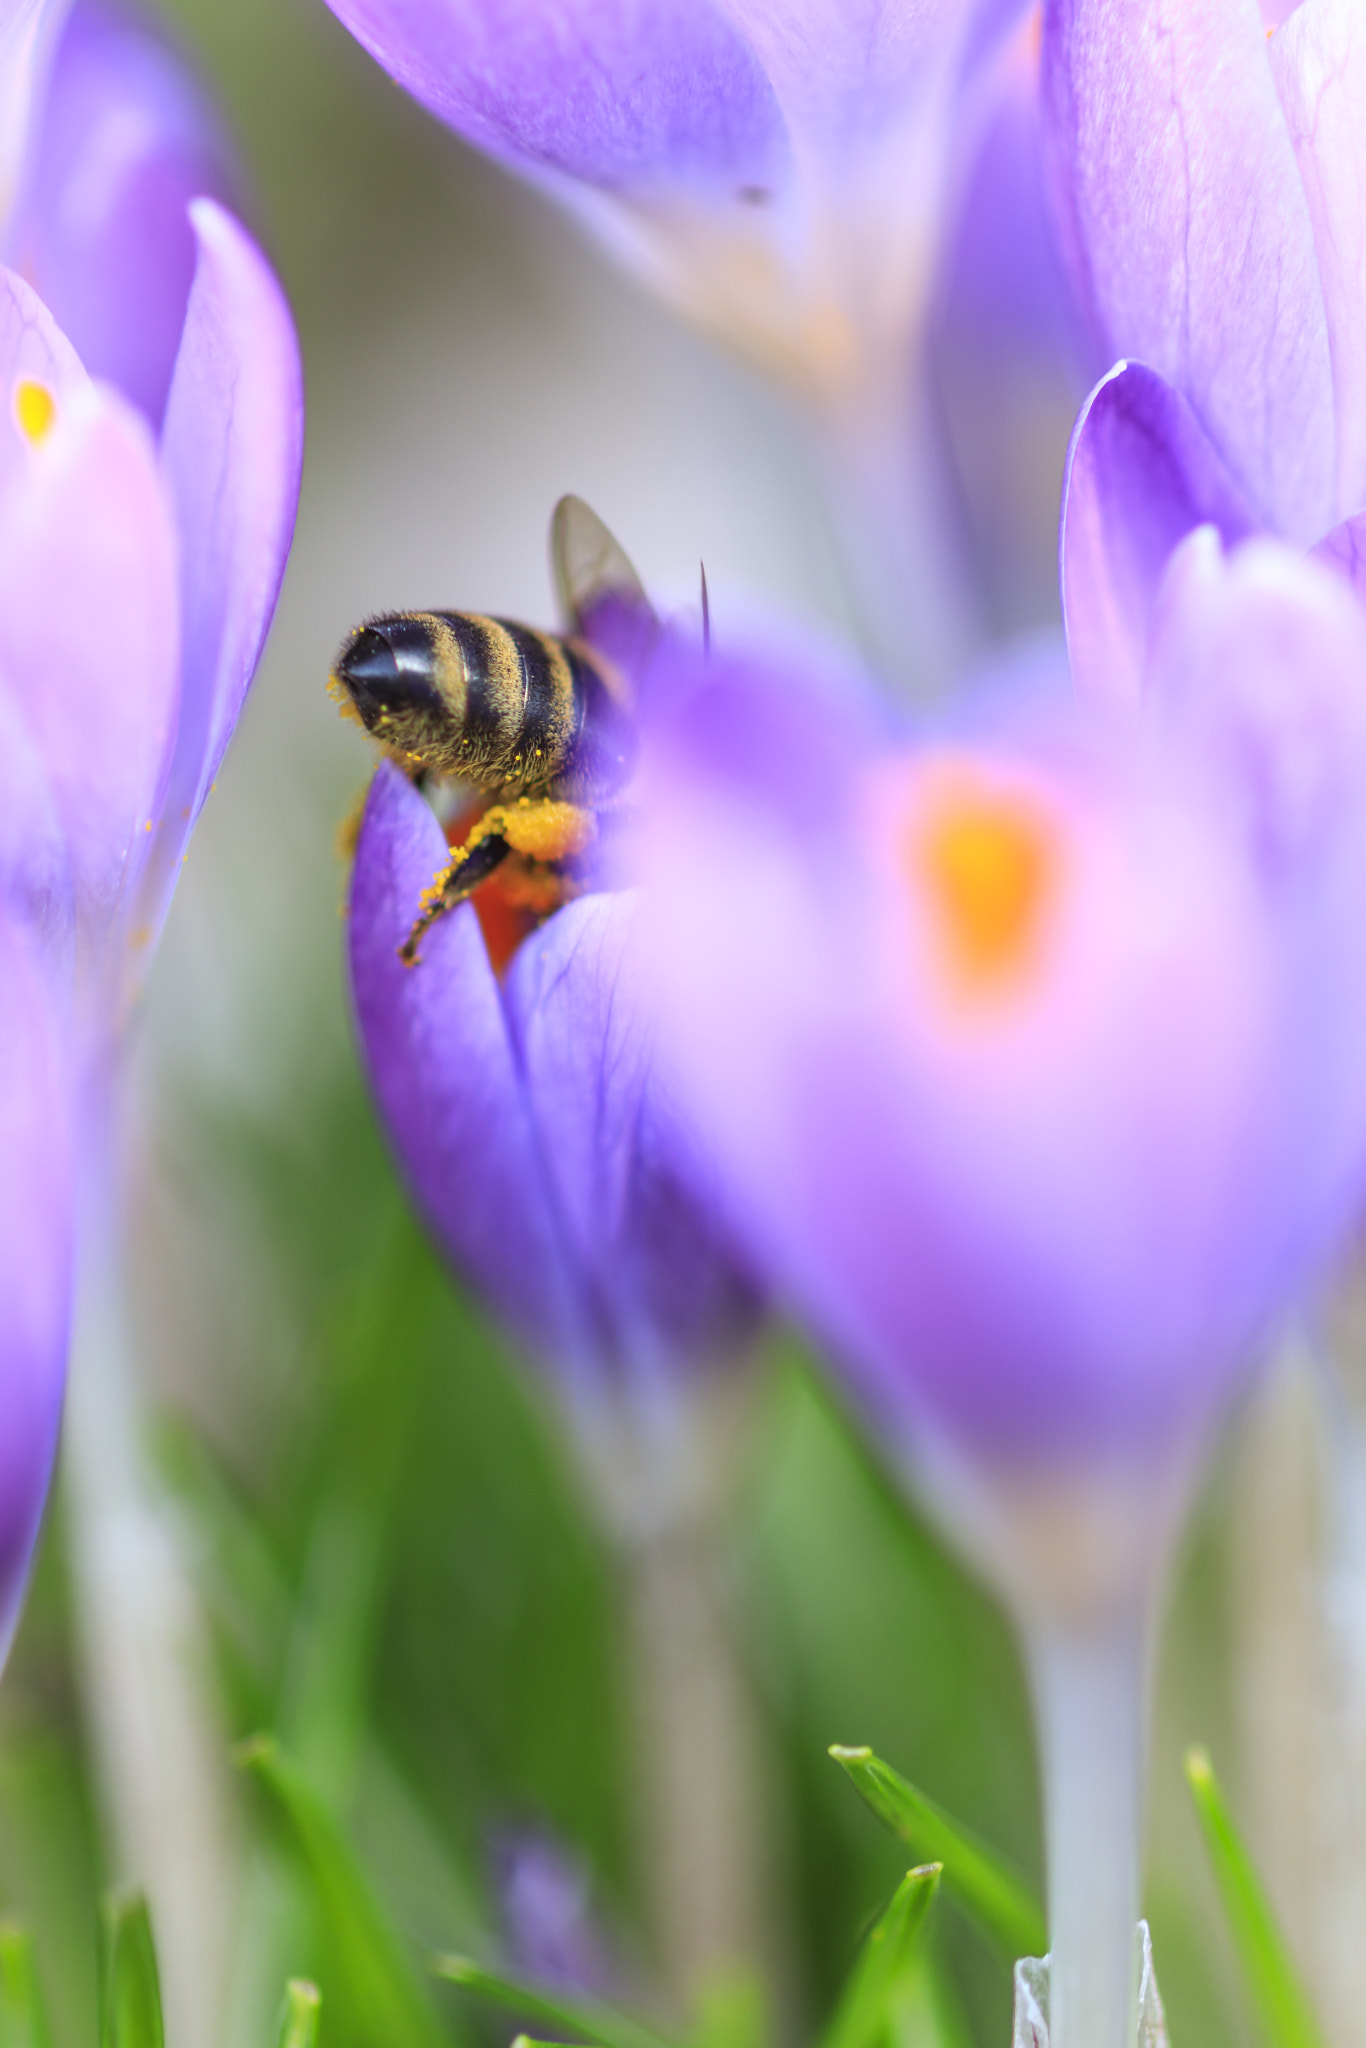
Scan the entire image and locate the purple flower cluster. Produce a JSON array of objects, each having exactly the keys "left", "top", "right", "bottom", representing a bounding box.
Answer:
[{"left": 0, "top": 0, "right": 302, "bottom": 1661}]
